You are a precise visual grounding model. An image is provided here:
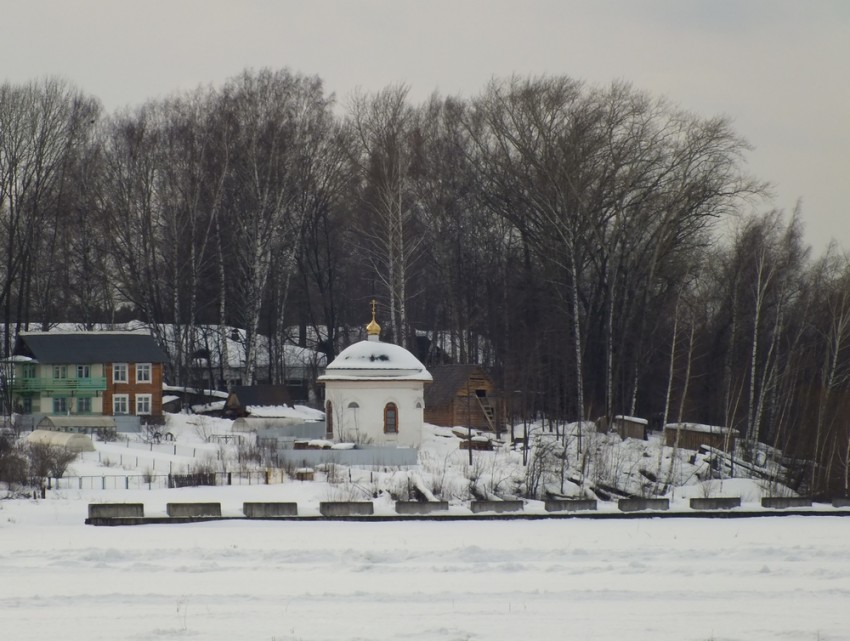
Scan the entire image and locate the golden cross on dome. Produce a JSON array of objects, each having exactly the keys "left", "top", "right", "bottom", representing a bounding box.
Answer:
[{"left": 366, "top": 299, "right": 381, "bottom": 337}]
